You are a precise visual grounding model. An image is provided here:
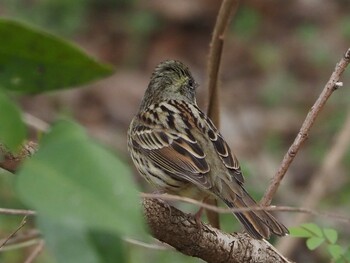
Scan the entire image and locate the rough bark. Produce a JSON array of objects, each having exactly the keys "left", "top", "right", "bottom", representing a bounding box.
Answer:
[{"left": 143, "top": 198, "right": 292, "bottom": 263}]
